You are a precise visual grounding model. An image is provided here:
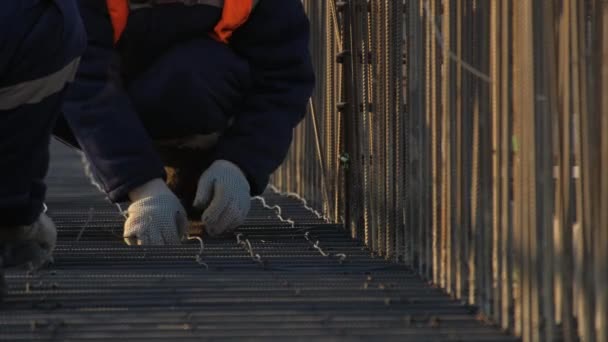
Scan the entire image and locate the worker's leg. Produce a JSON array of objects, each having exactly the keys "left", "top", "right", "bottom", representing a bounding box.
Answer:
[
  {"left": 0, "top": 0, "right": 85, "bottom": 276},
  {"left": 125, "top": 37, "right": 251, "bottom": 217},
  {"left": 126, "top": 37, "right": 251, "bottom": 139}
]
